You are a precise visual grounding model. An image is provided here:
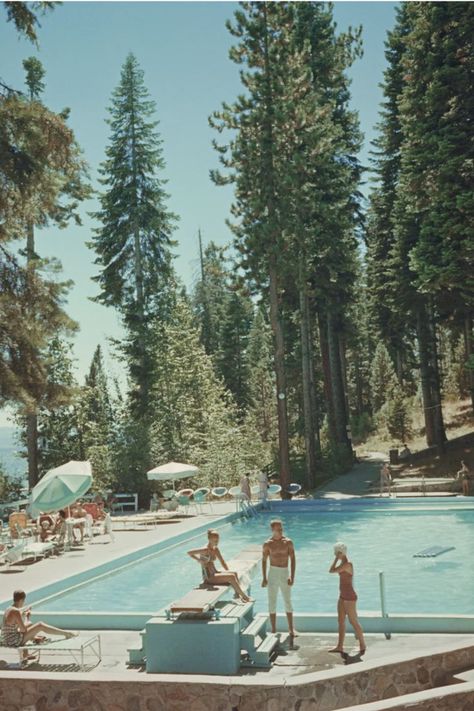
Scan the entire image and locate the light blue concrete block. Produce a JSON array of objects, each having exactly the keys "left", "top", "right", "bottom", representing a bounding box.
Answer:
[{"left": 145, "top": 616, "right": 241, "bottom": 674}]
